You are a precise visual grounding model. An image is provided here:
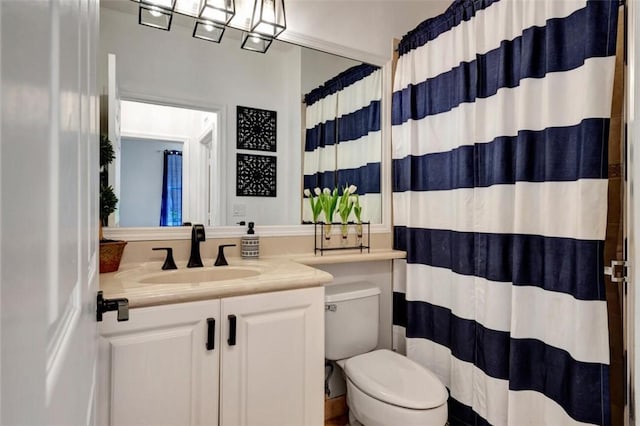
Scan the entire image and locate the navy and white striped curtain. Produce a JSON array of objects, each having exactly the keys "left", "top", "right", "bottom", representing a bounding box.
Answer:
[
  {"left": 160, "top": 149, "right": 182, "bottom": 227},
  {"left": 303, "top": 64, "right": 382, "bottom": 222},
  {"left": 392, "top": 1, "right": 618, "bottom": 425}
]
